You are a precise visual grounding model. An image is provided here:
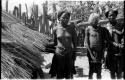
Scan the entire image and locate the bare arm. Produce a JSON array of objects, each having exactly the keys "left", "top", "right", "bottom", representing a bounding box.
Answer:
[
  {"left": 84, "top": 27, "right": 89, "bottom": 48},
  {"left": 72, "top": 26, "right": 77, "bottom": 50},
  {"left": 84, "top": 27, "right": 96, "bottom": 60},
  {"left": 104, "top": 27, "right": 120, "bottom": 48},
  {"left": 46, "top": 28, "right": 57, "bottom": 48},
  {"left": 113, "top": 29, "right": 124, "bottom": 35},
  {"left": 71, "top": 24, "right": 78, "bottom": 61}
]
